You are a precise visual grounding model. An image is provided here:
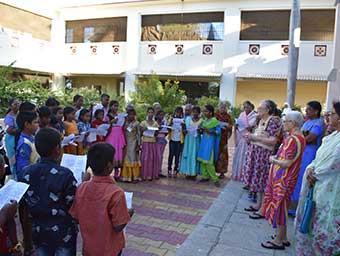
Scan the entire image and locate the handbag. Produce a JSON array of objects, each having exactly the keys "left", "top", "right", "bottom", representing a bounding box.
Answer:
[{"left": 299, "top": 186, "right": 316, "bottom": 234}]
